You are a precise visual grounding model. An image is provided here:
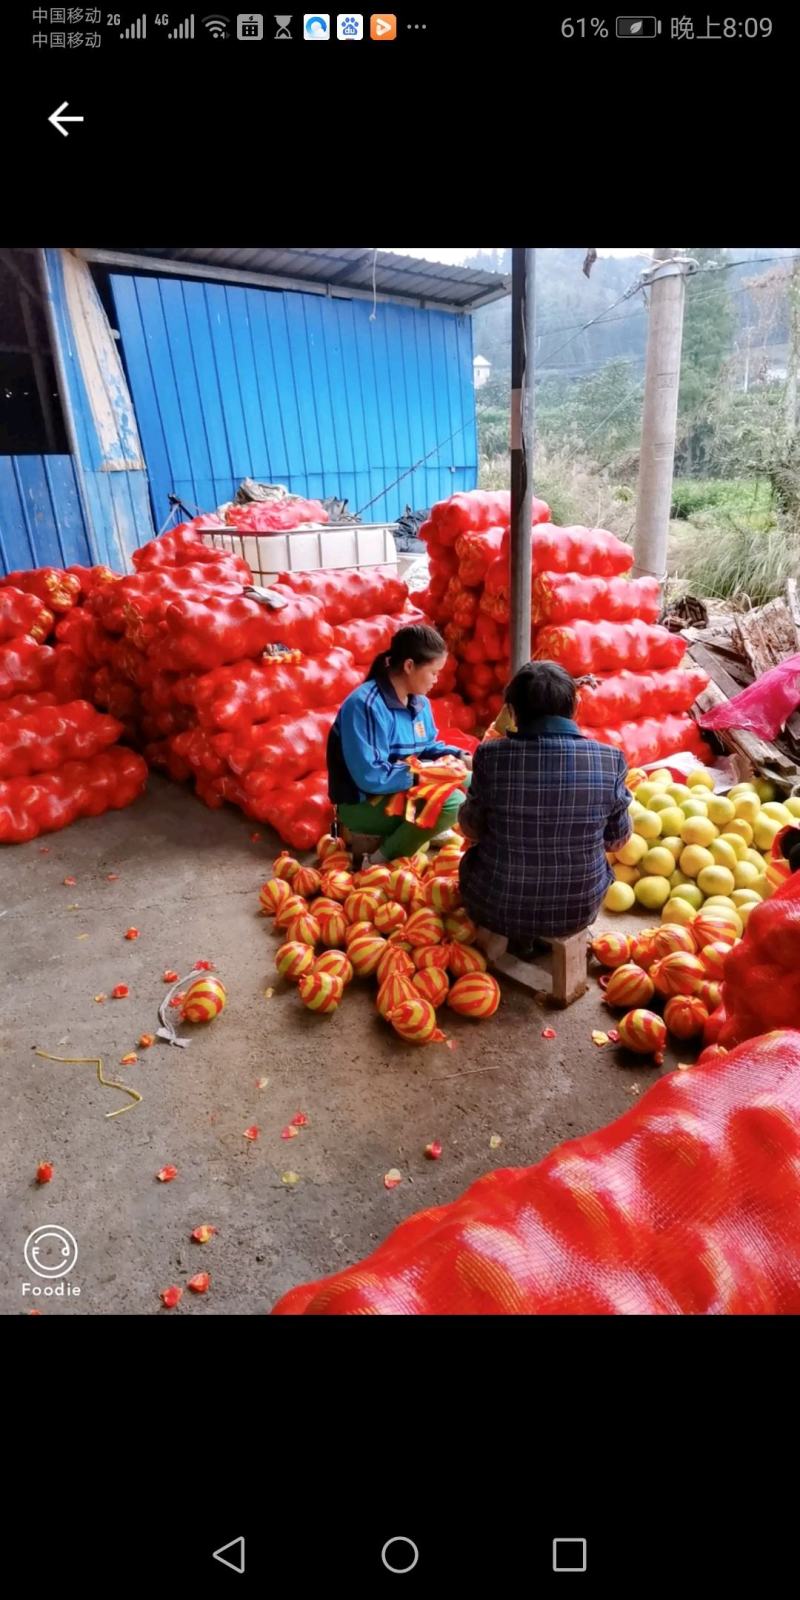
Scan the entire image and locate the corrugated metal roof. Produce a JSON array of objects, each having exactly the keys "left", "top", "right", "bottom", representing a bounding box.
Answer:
[{"left": 80, "top": 247, "right": 510, "bottom": 312}]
